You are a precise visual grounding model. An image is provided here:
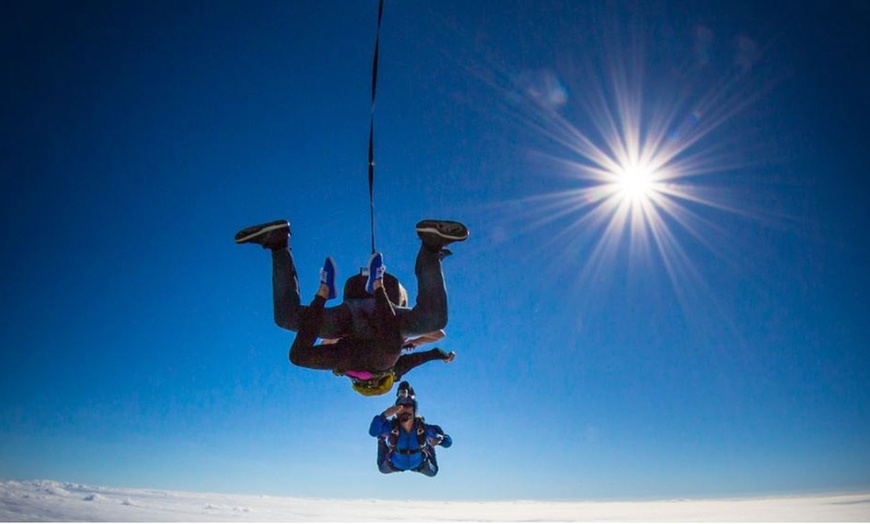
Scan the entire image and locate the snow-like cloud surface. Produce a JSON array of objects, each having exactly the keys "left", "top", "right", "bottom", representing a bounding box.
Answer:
[{"left": 1, "top": 480, "right": 868, "bottom": 521}]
